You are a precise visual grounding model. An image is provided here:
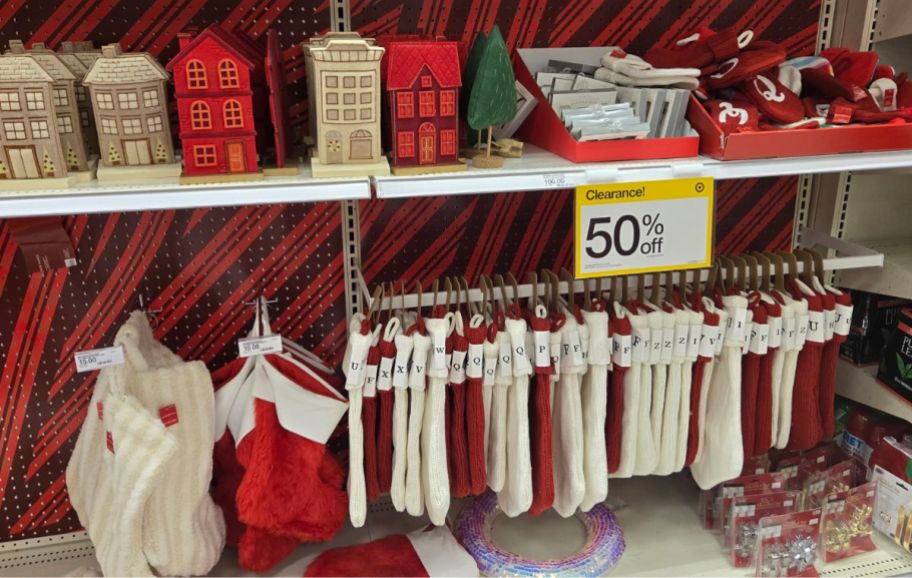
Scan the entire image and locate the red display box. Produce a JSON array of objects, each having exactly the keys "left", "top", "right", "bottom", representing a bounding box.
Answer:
[
  {"left": 689, "top": 97, "right": 912, "bottom": 160},
  {"left": 513, "top": 47, "right": 699, "bottom": 163}
]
